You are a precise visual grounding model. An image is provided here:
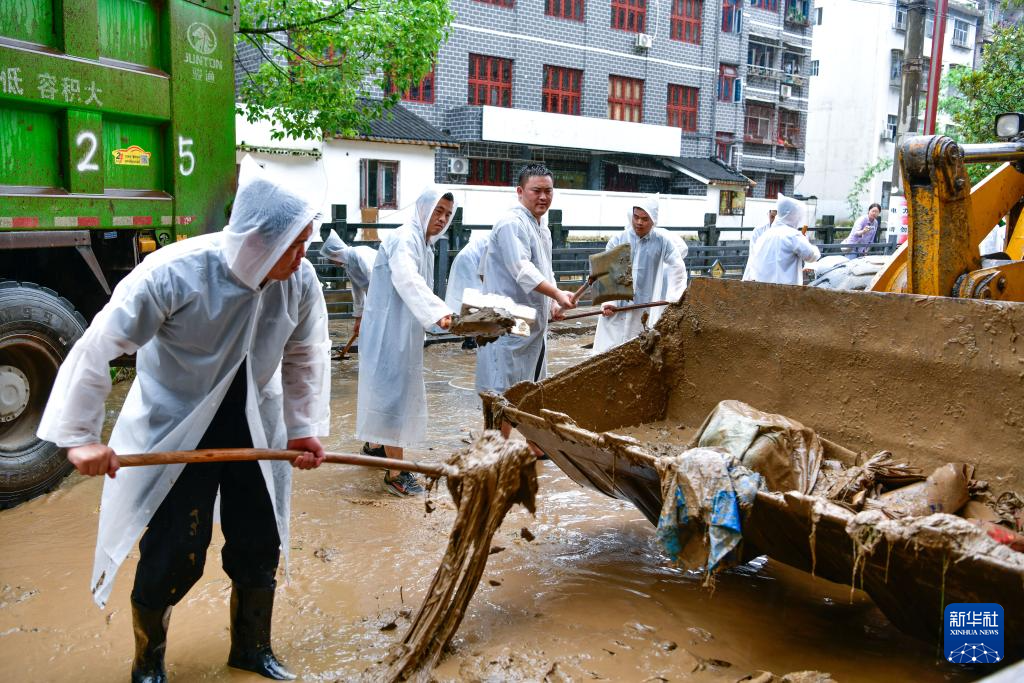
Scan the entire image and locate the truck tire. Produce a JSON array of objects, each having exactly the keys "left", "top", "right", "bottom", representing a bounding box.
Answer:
[{"left": 0, "top": 282, "right": 87, "bottom": 509}]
